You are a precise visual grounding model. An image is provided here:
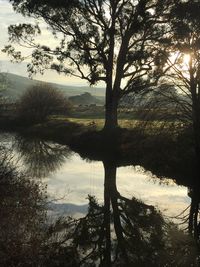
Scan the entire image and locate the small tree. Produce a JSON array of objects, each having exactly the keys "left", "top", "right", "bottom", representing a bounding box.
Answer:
[{"left": 17, "top": 83, "right": 71, "bottom": 124}]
